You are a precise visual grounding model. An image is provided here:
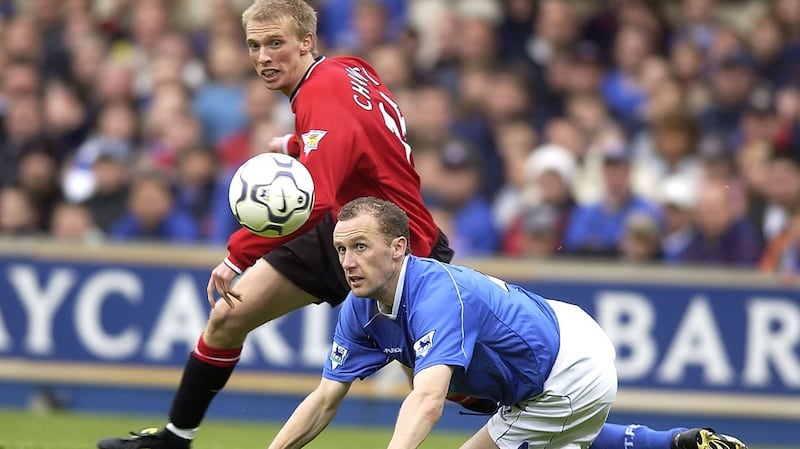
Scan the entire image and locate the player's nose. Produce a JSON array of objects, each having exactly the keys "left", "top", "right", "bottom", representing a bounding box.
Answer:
[
  {"left": 257, "top": 47, "right": 271, "bottom": 63},
  {"left": 340, "top": 250, "right": 356, "bottom": 269}
]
